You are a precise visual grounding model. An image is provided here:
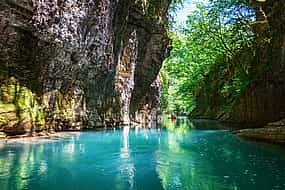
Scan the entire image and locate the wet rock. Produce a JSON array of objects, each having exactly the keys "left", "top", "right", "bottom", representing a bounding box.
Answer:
[
  {"left": 236, "top": 127, "right": 285, "bottom": 144},
  {"left": 236, "top": 118, "right": 285, "bottom": 144},
  {"left": 0, "top": 132, "right": 6, "bottom": 138},
  {"left": 3, "top": 119, "right": 32, "bottom": 136},
  {"left": 266, "top": 119, "right": 285, "bottom": 127}
]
